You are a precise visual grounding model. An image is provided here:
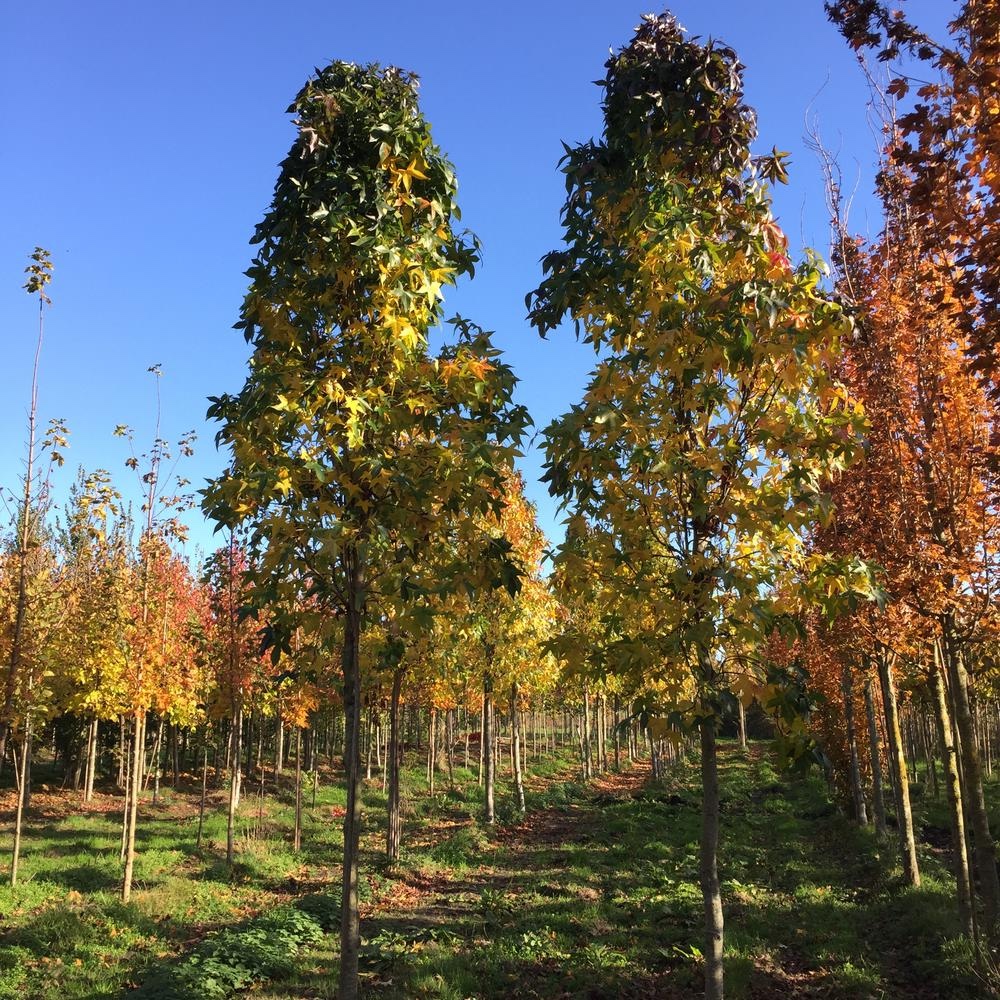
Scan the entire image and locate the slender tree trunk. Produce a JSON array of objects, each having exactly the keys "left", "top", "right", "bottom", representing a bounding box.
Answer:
[
  {"left": 478, "top": 695, "right": 485, "bottom": 787},
  {"left": 700, "top": 714, "right": 724, "bottom": 1000},
  {"left": 737, "top": 701, "right": 747, "bottom": 750},
  {"left": 276, "top": 708, "right": 285, "bottom": 776},
  {"left": 923, "top": 715, "right": 939, "bottom": 799},
  {"left": 511, "top": 684, "right": 525, "bottom": 814},
  {"left": 611, "top": 696, "right": 621, "bottom": 770},
  {"left": 121, "top": 711, "right": 144, "bottom": 902},
  {"left": 842, "top": 665, "right": 868, "bottom": 825},
  {"left": 446, "top": 709, "right": 455, "bottom": 790},
  {"left": 227, "top": 700, "right": 243, "bottom": 865},
  {"left": 427, "top": 708, "right": 436, "bottom": 794},
  {"left": 197, "top": 739, "right": 208, "bottom": 850},
  {"left": 120, "top": 735, "right": 131, "bottom": 862},
  {"left": 366, "top": 706, "right": 375, "bottom": 782},
  {"left": 118, "top": 717, "right": 127, "bottom": 789},
  {"left": 582, "top": 689, "right": 593, "bottom": 780},
  {"left": 943, "top": 629, "right": 1000, "bottom": 938},
  {"left": 863, "top": 678, "right": 888, "bottom": 838},
  {"left": 463, "top": 706, "right": 470, "bottom": 772},
  {"left": 386, "top": 667, "right": 404, "bottom": 862},
  {"left": 483, "top": 672, "right": 495, "bottom": 825},
  {"left": 931, "top": 651, "right": 974, "bottom": 939},
  {"left": 877, "top": 651, "right": 920, "bottom": 886},
  {"left": 338, "top": 556, "right": 364, "bottom": 1000},
  {"left": 647, "top": 726, "right": 659, "bottom": 779},
  {"left": 293, "top": 728, "right": 302, "bottom": 852},
  {"left": 84, "top": 717, "right": 98, "bottom": 802},
  {"left": 169, "top": 721, "right": 179, "bottom": 788},
  {"left": 10, "top": 725, "right": 31, "bottom": 886},
  {"left": 597, "top": 695, "right": 607, "bottom": 772},
  {"left": 151, "top": 716, "right": 164, "bottom": 803}
]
